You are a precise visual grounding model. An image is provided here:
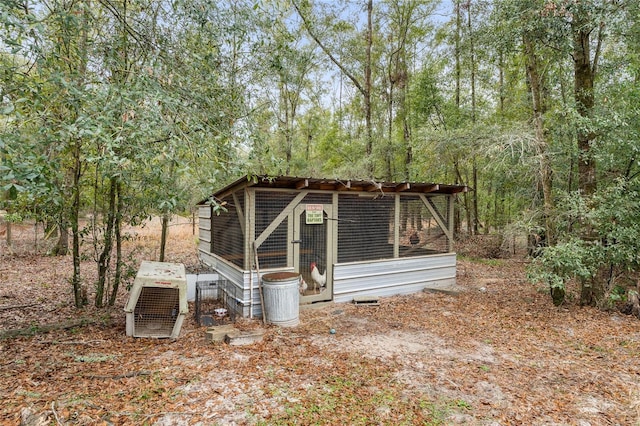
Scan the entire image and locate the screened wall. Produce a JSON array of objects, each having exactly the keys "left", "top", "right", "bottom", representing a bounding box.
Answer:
[
  {"left": 398, "top": 195, "right": 450, "bottom": 257},
  {"left": 336, "top": 194, "right": 450, "bottom": 263},
  {"left": 208, "top": 190, "right": 453, "bottom": 269},
  {"left": 254, "top": 191, "right": 296, "bottom": 269},
  {"left": 337, "top": 194, "right": 395, "bottom": 263},
  {"left": 211, "top": 193, "right": 244, "bottom": 268}
]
